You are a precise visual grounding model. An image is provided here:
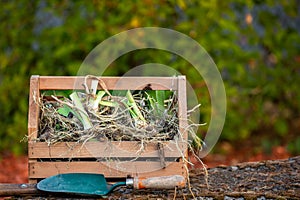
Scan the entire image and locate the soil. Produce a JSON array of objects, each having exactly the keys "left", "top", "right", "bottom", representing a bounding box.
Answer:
[{"left": 0, "top": 154, "right": 28, "bottom": 184}]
